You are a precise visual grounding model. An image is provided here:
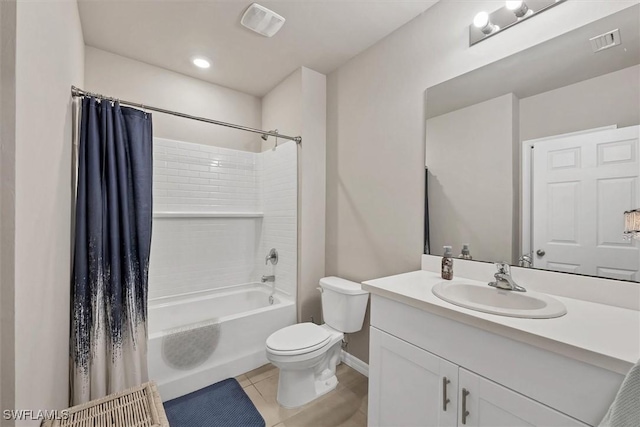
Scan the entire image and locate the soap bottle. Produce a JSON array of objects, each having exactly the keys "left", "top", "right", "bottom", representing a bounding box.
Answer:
[
  {"left": 459, "top": 243, "right": 473, "bottom": 260},
  {"left": 441, "top": 246, "right": 454, "bottom": 280}
]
